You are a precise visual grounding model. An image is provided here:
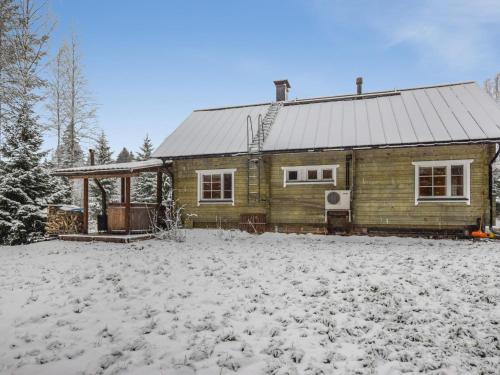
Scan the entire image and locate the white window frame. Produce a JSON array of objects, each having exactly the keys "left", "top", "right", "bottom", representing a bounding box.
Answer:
[
  {"left": 412, "top": 160, "right": 472, "bottom": 206},
  {"left": 281, "top": 165, "right": 339, "bottom": 187},
  {"left": 196, "top": 169, "right": 236, "bottom": 206}
]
